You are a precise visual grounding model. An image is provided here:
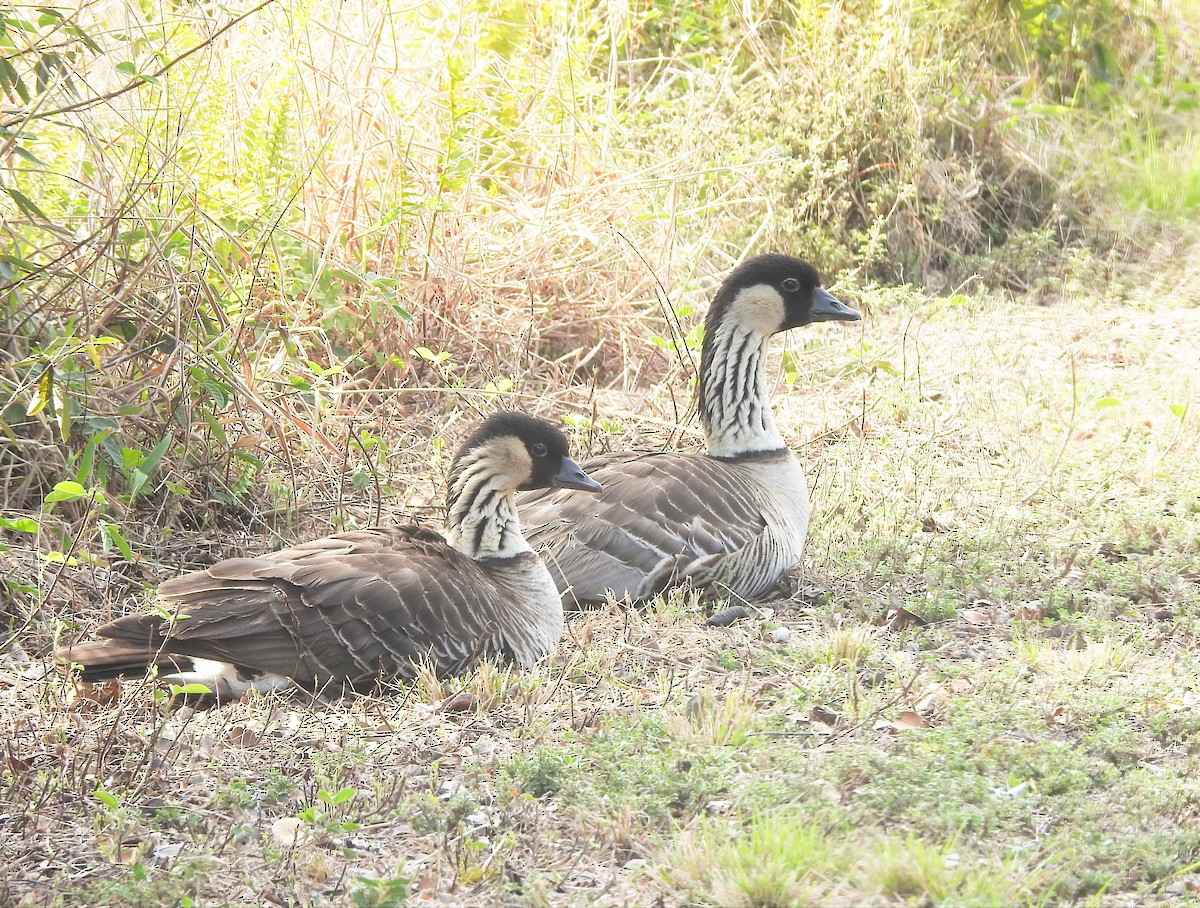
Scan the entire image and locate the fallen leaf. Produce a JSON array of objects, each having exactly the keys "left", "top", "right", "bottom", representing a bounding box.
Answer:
[
  {"left": 795, "top": 585, "right": 828, "bottom": 603},
  {"left": 151, "top": 840, "right": 185, "bottom": 868},
  {"left": 233, "top": 434, "right": 267, "bottom": 450},
  {"left": 882, "top": 607, "right": 929, "bottom": 631},
  {"left": 2, "top": 751, "right": 32, "bottom": 775},
  {"left": 914, "top": 685, "right": 952, "bottom": 713},
  {"left": 68, "top": 679, "right": 122, "bottom": 708},
  {"left": 922, "top": 511, "right": 958, "bottom": 532},
  {"left": 809, "top": 706, "right": 843, "bottom": 729},
  {"left": 441, "top": 691, "right": 477, "bottom": 713},
  {"left": 894, "top": 710, "right": 930, "bottom": 730},
  {"left": 858, "top": 669, "right": 888, "bottom": 688},
  {"left": 227, "top": 725, "right": 261, "bottom": 747}
]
